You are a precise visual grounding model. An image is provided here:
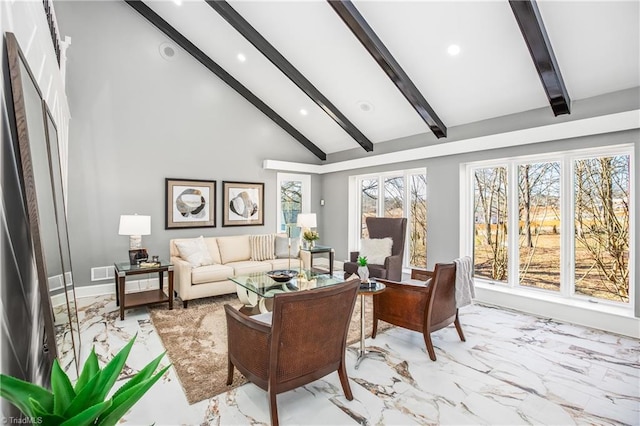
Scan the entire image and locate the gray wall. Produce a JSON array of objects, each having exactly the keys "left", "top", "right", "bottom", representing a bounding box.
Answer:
[{"left": 56, "top": 1, "right": 321, "bottom": 287}]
